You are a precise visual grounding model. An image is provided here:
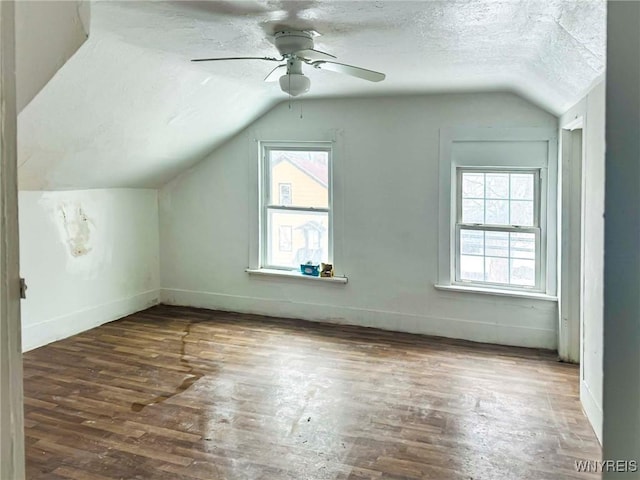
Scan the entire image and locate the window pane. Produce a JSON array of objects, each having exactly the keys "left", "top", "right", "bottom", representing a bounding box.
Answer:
[
  {"left": 460, "top": 255, "right": 484, "bottom": 281},
  {"left": 485, "top": 200, "right": 509, "bottom": 224},
  {"left": 510, "top": 233, "right": 535, "bottom": 259},
  {"left": 457, "top": 228, "right": 538, "bottom": 288},
  {"left": 462, "top": 199, "right": 484, "bottom": 223},
  {"left": 510, "top": 259, "right": 535, "bottom": 286},
  {"left": 267, "top": 209, "right": 329, "bottom": 268},
  {"left": 486, "top": 173, "right": 509, "bottom": 199},
  {"left": 511, "top": 174, "right": 534, "bottom": 200},
  {"left": 510, "top": 200, "right": 534, "bottom": 226},
  {"left": 460, "top": 229, "right": 484, "bottom": 255},
  {"left": 485, "top": 231, "right": 508, "bottom": 257},
  {"left": 269, "top": 150, "right": 329, "bottom": 208},
  {"left": 462, "top": 173, "right": 484, "bottom": 198},
  {"left": 485, "top": 257, "right": 509, "bottom": 283}
]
